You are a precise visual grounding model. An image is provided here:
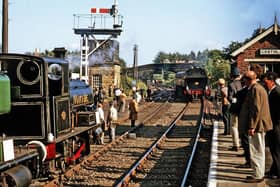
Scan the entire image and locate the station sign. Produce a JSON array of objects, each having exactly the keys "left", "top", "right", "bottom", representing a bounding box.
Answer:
[{"left": 260, "top": 49, "right": 280, "bottom": 55}]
